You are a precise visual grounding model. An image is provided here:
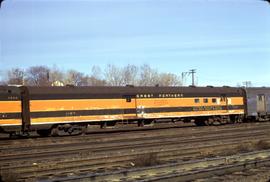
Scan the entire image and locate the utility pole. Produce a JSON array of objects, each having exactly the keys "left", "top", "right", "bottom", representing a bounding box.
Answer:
[
  {"left": 181, "top": 69, "right": 197, "bottom": 86},
  {"left": 243, "top": 81, "right": 251, "bottom": 88},
  {"left": 189, "top": 69, "right": 196, "bottom": 86}
]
